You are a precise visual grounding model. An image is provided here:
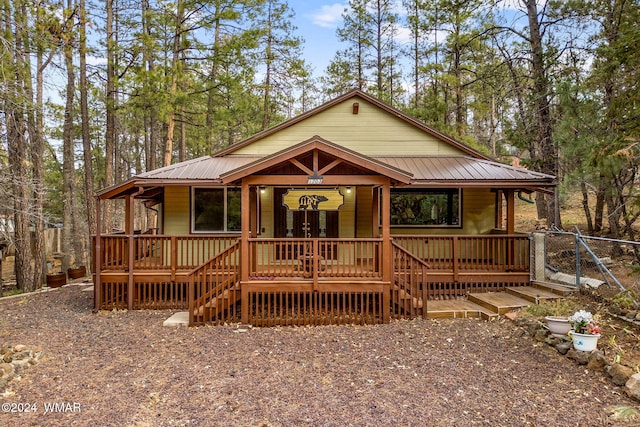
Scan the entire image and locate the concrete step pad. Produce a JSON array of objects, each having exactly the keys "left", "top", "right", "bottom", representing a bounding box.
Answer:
[{"left": 163, "top": 311, "right": 189, "bottom": 327}]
